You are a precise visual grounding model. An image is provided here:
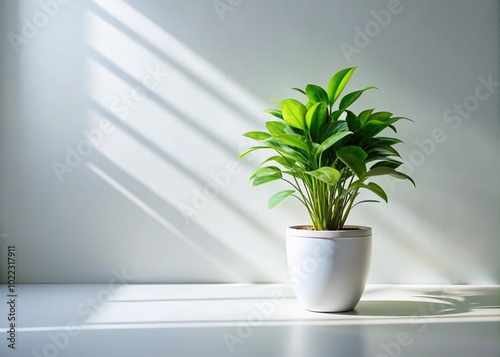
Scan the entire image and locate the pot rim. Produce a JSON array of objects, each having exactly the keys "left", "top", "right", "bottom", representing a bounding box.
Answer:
[{"left": 287, "top": 225, "right": 372, "bottom": 238}]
